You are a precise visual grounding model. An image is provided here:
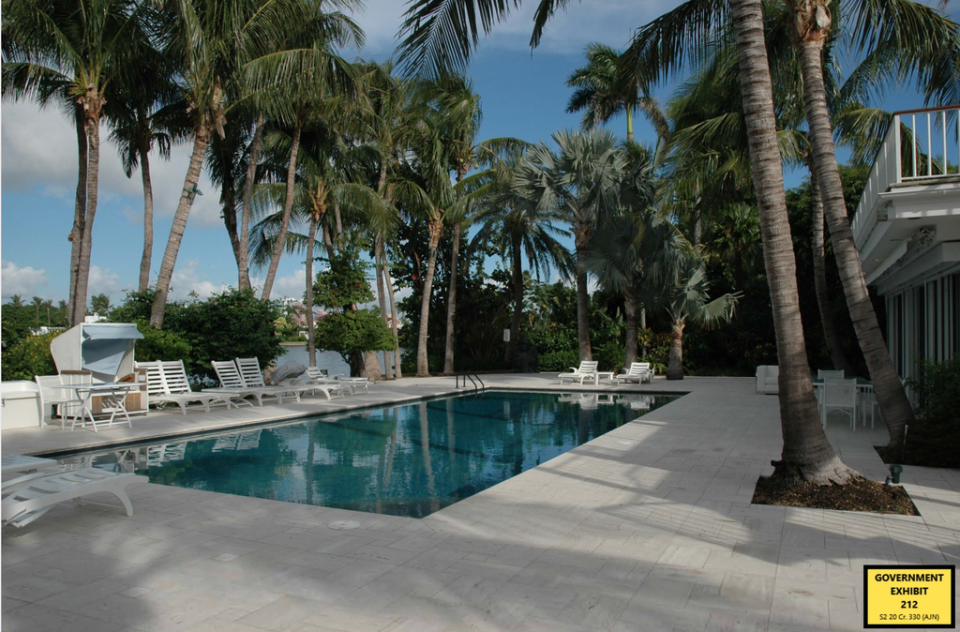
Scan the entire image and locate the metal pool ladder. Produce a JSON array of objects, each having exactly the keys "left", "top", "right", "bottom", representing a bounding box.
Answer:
[{"left": 455, "top": 373, "right": 485, "bottom": 393}]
